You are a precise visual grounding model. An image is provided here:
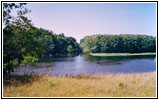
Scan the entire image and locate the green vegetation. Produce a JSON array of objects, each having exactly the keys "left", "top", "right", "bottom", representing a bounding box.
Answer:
[
  {"left": 90, "top": 53, "right": 156, "bottom": 56},
  {"left": 3, "top": 72, "right": 156, "bottom": 97},
  {"left": 80, "top": 34, "right": 156, "bottom": 53},
  {"left": 37, "top": 30, "right": 81, "bottom": 56},
  {"left": 3, "top": 3, "right": 80, "bottom": 75},
  {"left": 3, "top": 3, "right": 44, "bottom": 75}
]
